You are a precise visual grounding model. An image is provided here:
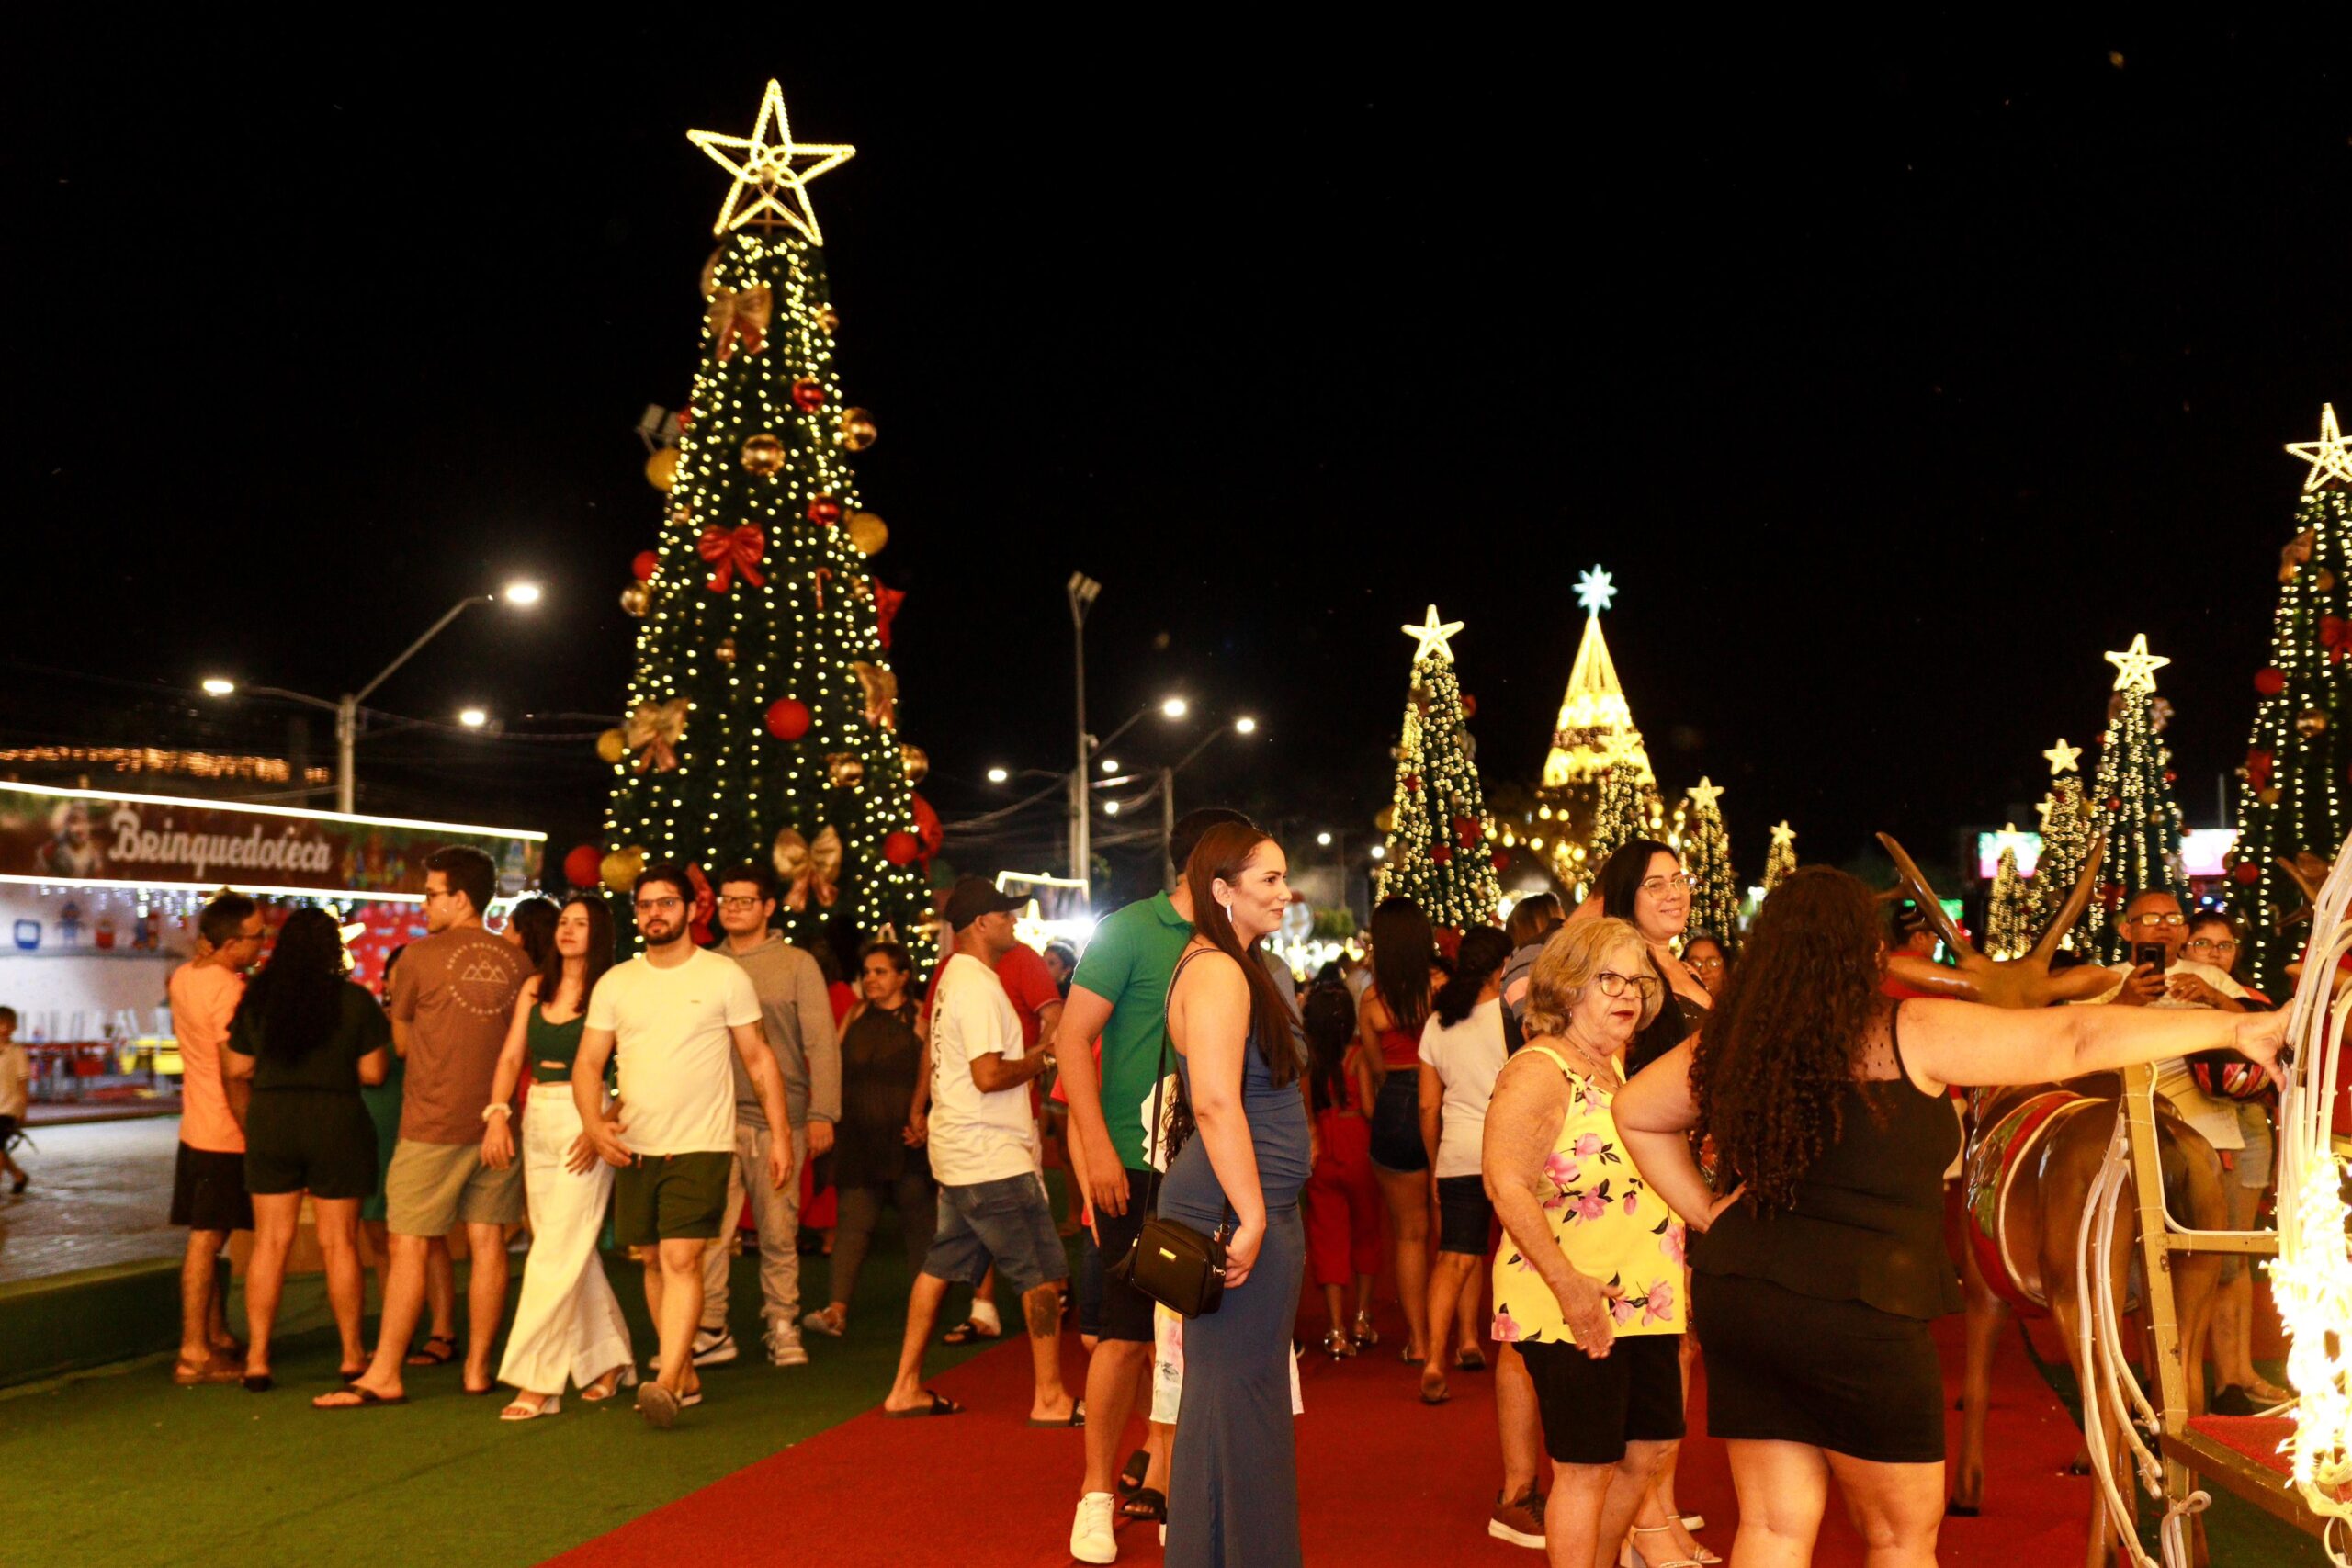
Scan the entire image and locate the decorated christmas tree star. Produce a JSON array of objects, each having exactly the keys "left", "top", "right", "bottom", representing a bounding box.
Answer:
[
  {"left": 1770, "top": 820, "right": 1796, "bottom": 848},
  {"left": 1763, "top": 819, "right": 1797, "bottom": 893},
  {"left": 2043, "top": 738, "right": 2083, "bottom": 775},
  {"left": 689, "top": 78, "right": 858, "bottom": 241},
  {"left": 2286, "top": 402, "right": 2352, "bottom": 492},
  {"left": 1576, "top": 565, "right": 1617, "bottom": 615},
  {"left": 1400, "top": 604, "right": 1465, "bottom": 664},
  {"left": 2104, "top": 633, "right": 2171, "bottom": 694},
  {"left": 1687, "top": 775, "right": 1724, "bottom": 813}
]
